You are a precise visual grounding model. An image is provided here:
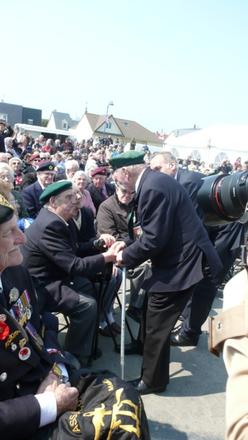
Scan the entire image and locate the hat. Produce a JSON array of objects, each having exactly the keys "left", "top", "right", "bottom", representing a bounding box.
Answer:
[
  {"left": 39, "top": 180, "right": 72, "bottom": 205},
  {"left": 30, "top": 153, "right": 40, "bottom": 161},
  {"left": 91, "top": 167, "right": 107, "bottom": 177},
  {"left": 109, "top": 151, "right": 145, "bottom": 170},
  {"left": 0, "top": 194, "right": 14, "bottom": 224},
  {"left": 36, "top": 161, "right": 55, "bottom": 173}
]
